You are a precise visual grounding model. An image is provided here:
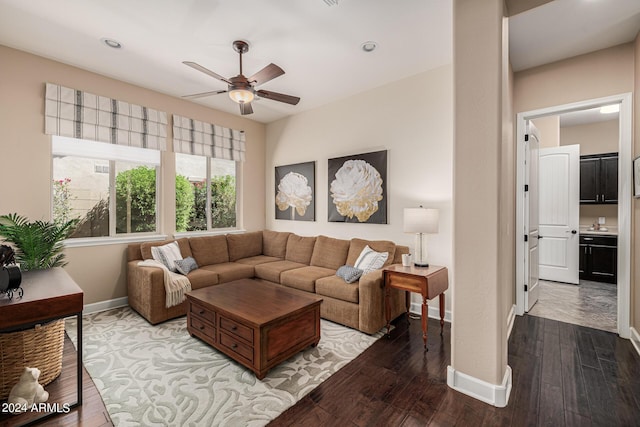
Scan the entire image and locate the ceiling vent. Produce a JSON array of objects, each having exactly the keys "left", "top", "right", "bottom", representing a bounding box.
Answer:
[{"left": 323, "top": 0, "right": 339, "bottom": 6}]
